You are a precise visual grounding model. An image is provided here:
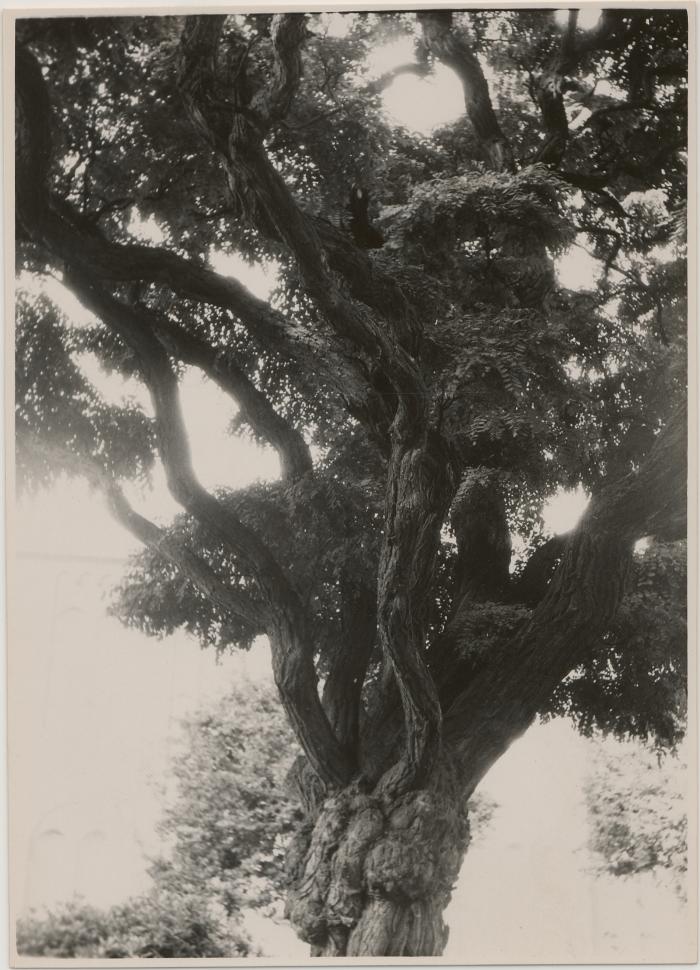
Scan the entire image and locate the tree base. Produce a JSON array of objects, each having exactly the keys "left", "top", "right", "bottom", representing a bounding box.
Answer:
[{"left": 285, "top": 766, "right": 469, "bottom": 956}]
